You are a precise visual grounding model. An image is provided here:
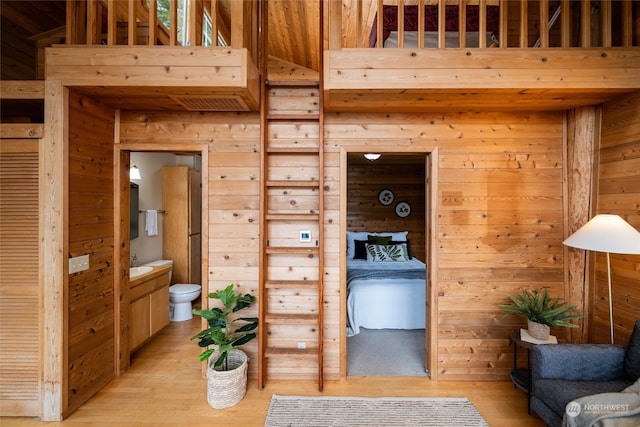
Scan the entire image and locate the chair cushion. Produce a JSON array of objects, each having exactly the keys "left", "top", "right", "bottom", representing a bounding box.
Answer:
[
  {"left": 623, "top": 320, "right": 640, "bottom": 380},
  {"left": 534, "top": 379, "right": 634, "bottom": 417}
]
